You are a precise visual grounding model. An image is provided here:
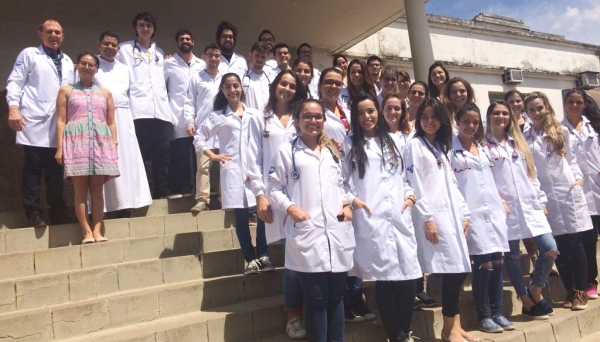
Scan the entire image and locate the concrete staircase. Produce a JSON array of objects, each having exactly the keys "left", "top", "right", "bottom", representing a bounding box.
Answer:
[{"left": 1, "top": 198, "right": 600, "bottom": 341}]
